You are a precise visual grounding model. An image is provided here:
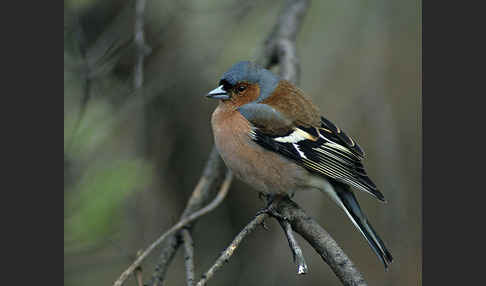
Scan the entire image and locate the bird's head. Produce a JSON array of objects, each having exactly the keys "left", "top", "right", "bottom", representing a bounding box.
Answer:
[{"left": 206, "top": 61, "right": 280, "bottom": 106}]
